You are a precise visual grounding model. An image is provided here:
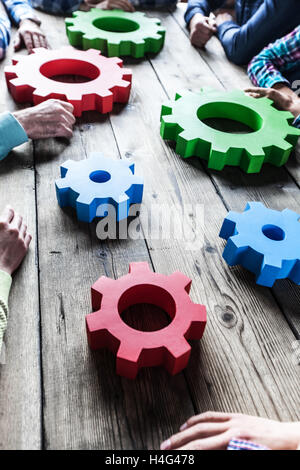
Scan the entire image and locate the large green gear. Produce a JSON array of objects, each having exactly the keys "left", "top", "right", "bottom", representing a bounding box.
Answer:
[
  {"left": 66, "top": 9, "right": 165, "bottom": 58},
  {"left": 160, "top": 88, "right": 300, "bottom": 173}
]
